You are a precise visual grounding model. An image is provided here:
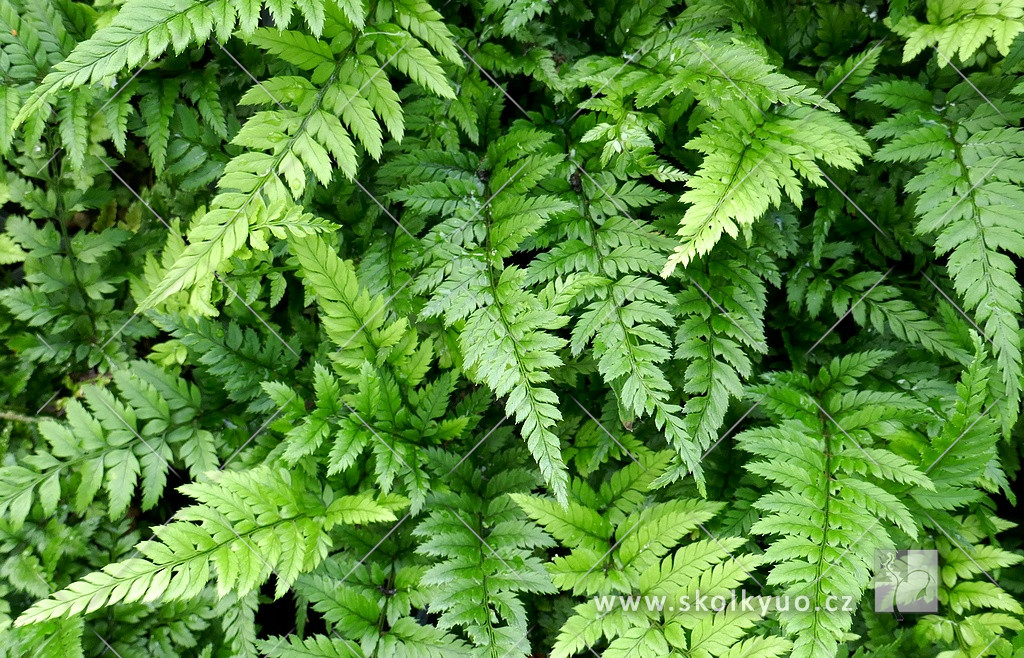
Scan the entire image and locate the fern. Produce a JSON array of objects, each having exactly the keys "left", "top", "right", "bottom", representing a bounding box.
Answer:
[
  {"left": 289, "top": 232, "right": 425, "bottom": 383},
  {"left": 135, "top": 0, "right": 460, "bottom": 309},
  {"left": 4, "top": 2, "right": 1024, "bottom": 657},
  {"left": 15, "top": 466, "right": 407, "bottom": 625},
  {"left": 278, "top": 464, "right": 476, "bottom": 657},
  {"left": 528, "top": 157, "right": 710, "bottom": 489},
  {"left": 889, "top": 0, "right": 1024, "bottom": 64},
  {"left": 859, "top": 75, "right": 1024, "bottom": 431},
  {"left": 913, "top": 341, "right": 1011, "bottom": 510},
  {"left": 914, "top": 514, "right": 1023, "bottom": 657},
  {"left": 737, "top": 352, "right": 934, "bottom": 658},
  {"left": 668, "top": 231, "right": 777, "bottom": 480},
  {"left": 154, "top": 313, "right": 302, "bottom": 413},
  {"left": 0, "top": 216, "right": 135, "bottom": 367},
  {"left": 0, "top": 361, "right": 216, "bottom": 526},
  {"left": 515, "top": 452, "right": 791, "bottom": 658},
  {"left": 567, "top": 29, "right": 870, "bottom": 274},
  {"left": 16, "top": 0, "right": 464, "bottom": 311},
  {"left": 664, "top": 103, "right": 869, "bottom": 274},
  {"left": 414, "top": 438, "right": 555, "bottom": 657},
  {"left": 284, "top": 232, "right": 451, "bottom": 510},
  {"left": 400, "top": 124, "right": 574, "bottom": 502}
]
